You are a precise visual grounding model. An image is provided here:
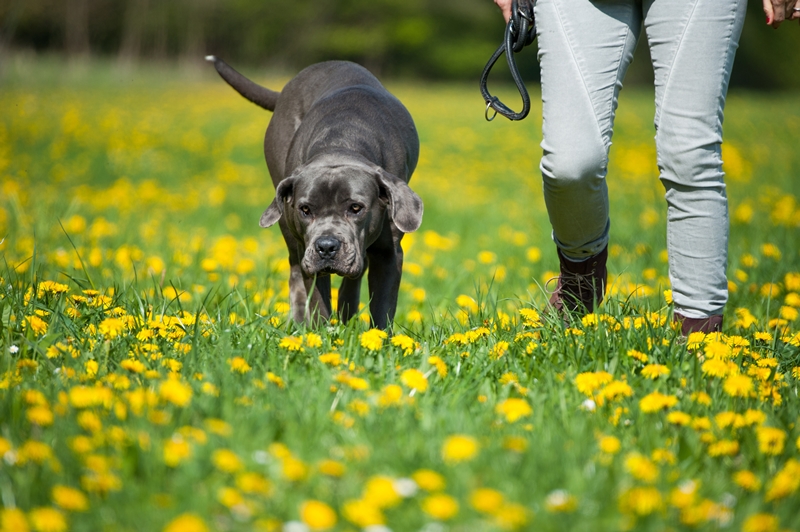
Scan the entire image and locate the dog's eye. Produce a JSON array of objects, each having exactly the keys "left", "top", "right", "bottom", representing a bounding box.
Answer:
[
  {"left": 299, "top": 205, "right": 312, "bottom": 217},
  {"left": 349, "top": 204, "right": 363, "bottom": 214}
]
